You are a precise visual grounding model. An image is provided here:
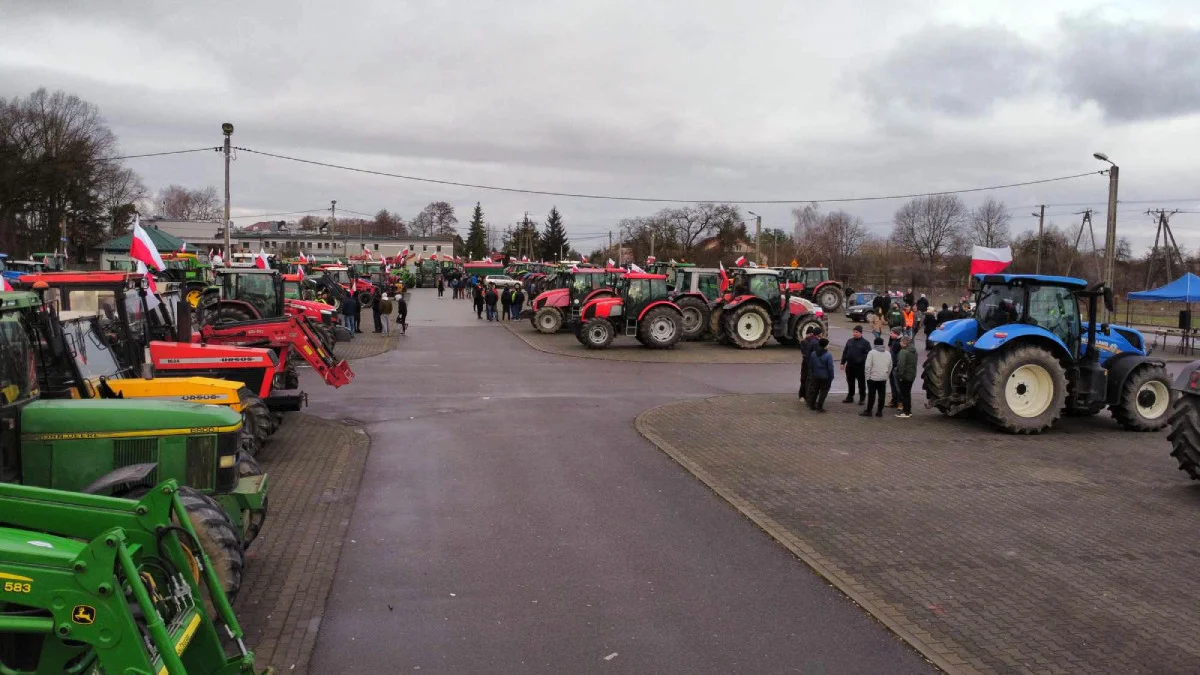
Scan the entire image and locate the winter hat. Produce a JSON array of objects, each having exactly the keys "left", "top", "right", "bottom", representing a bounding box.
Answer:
[
  {"left": 818, "top": 338, "right": 829, "bottom": 349},
  {"left": 852, "top": 325, "right": 862, "bottom": 334},
  {"left": 874, "top": 337, "right": 884, "bottom": 346}
]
